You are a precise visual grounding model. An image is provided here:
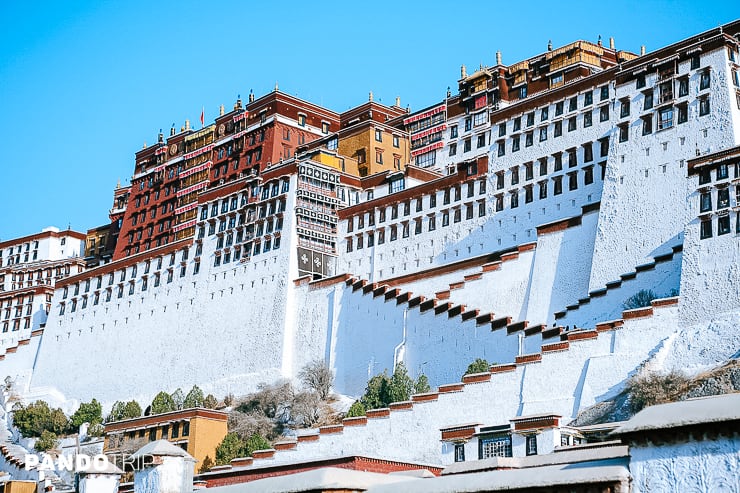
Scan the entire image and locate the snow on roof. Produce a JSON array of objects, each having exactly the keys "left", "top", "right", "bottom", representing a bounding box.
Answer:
[
  {"left": 367, "top": 459, "right": 629, "bottom": 493},
  {"left": 612, "top": 392, "right": 740, "bottom": 435},
  {"left": 205, "top": 467, "right": 418, "bottom": 493},
  {"left": 131, "top": 440, "right": 195, "bottom": 460}
]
